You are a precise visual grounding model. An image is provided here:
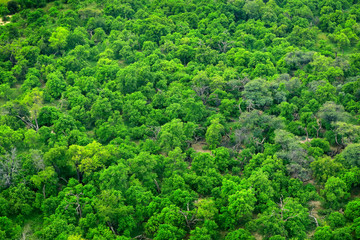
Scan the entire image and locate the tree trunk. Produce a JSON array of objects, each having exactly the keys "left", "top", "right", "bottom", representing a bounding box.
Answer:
[{"left": 43, "top": 184, "right": 46, "bottom": 199}]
